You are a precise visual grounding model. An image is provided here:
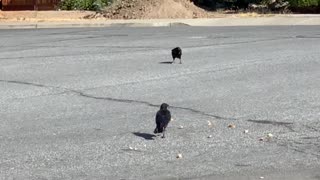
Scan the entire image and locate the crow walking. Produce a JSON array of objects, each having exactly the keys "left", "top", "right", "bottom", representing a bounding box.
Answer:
[
  {"left": 171, "top": 47, "right": 182, "bottom": 64},
  {"left": 154, "top": 103, "right": 171, "bottom": 138}
]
